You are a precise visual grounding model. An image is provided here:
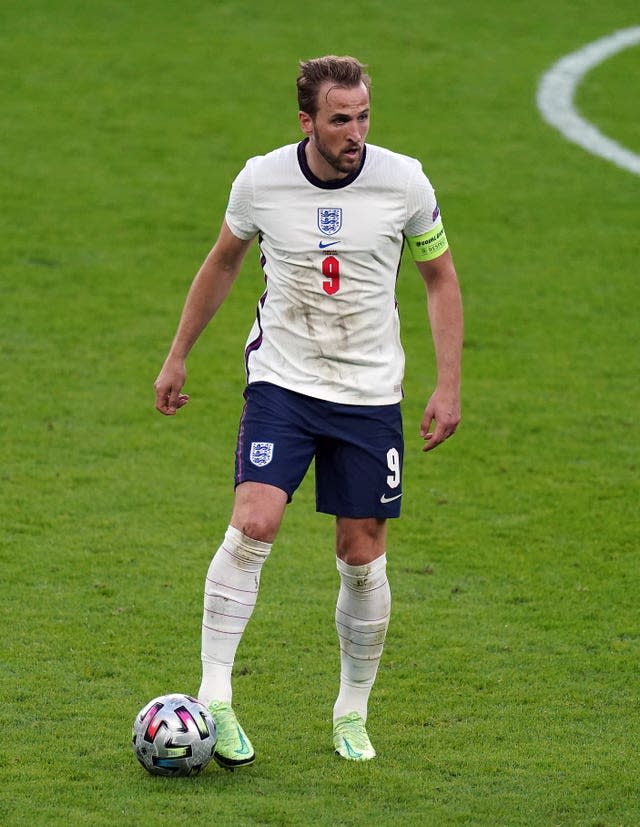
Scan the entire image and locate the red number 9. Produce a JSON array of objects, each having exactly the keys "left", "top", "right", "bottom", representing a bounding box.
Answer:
[{"left": 322, "top": 255, "right": 340, "bottom": 295}]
